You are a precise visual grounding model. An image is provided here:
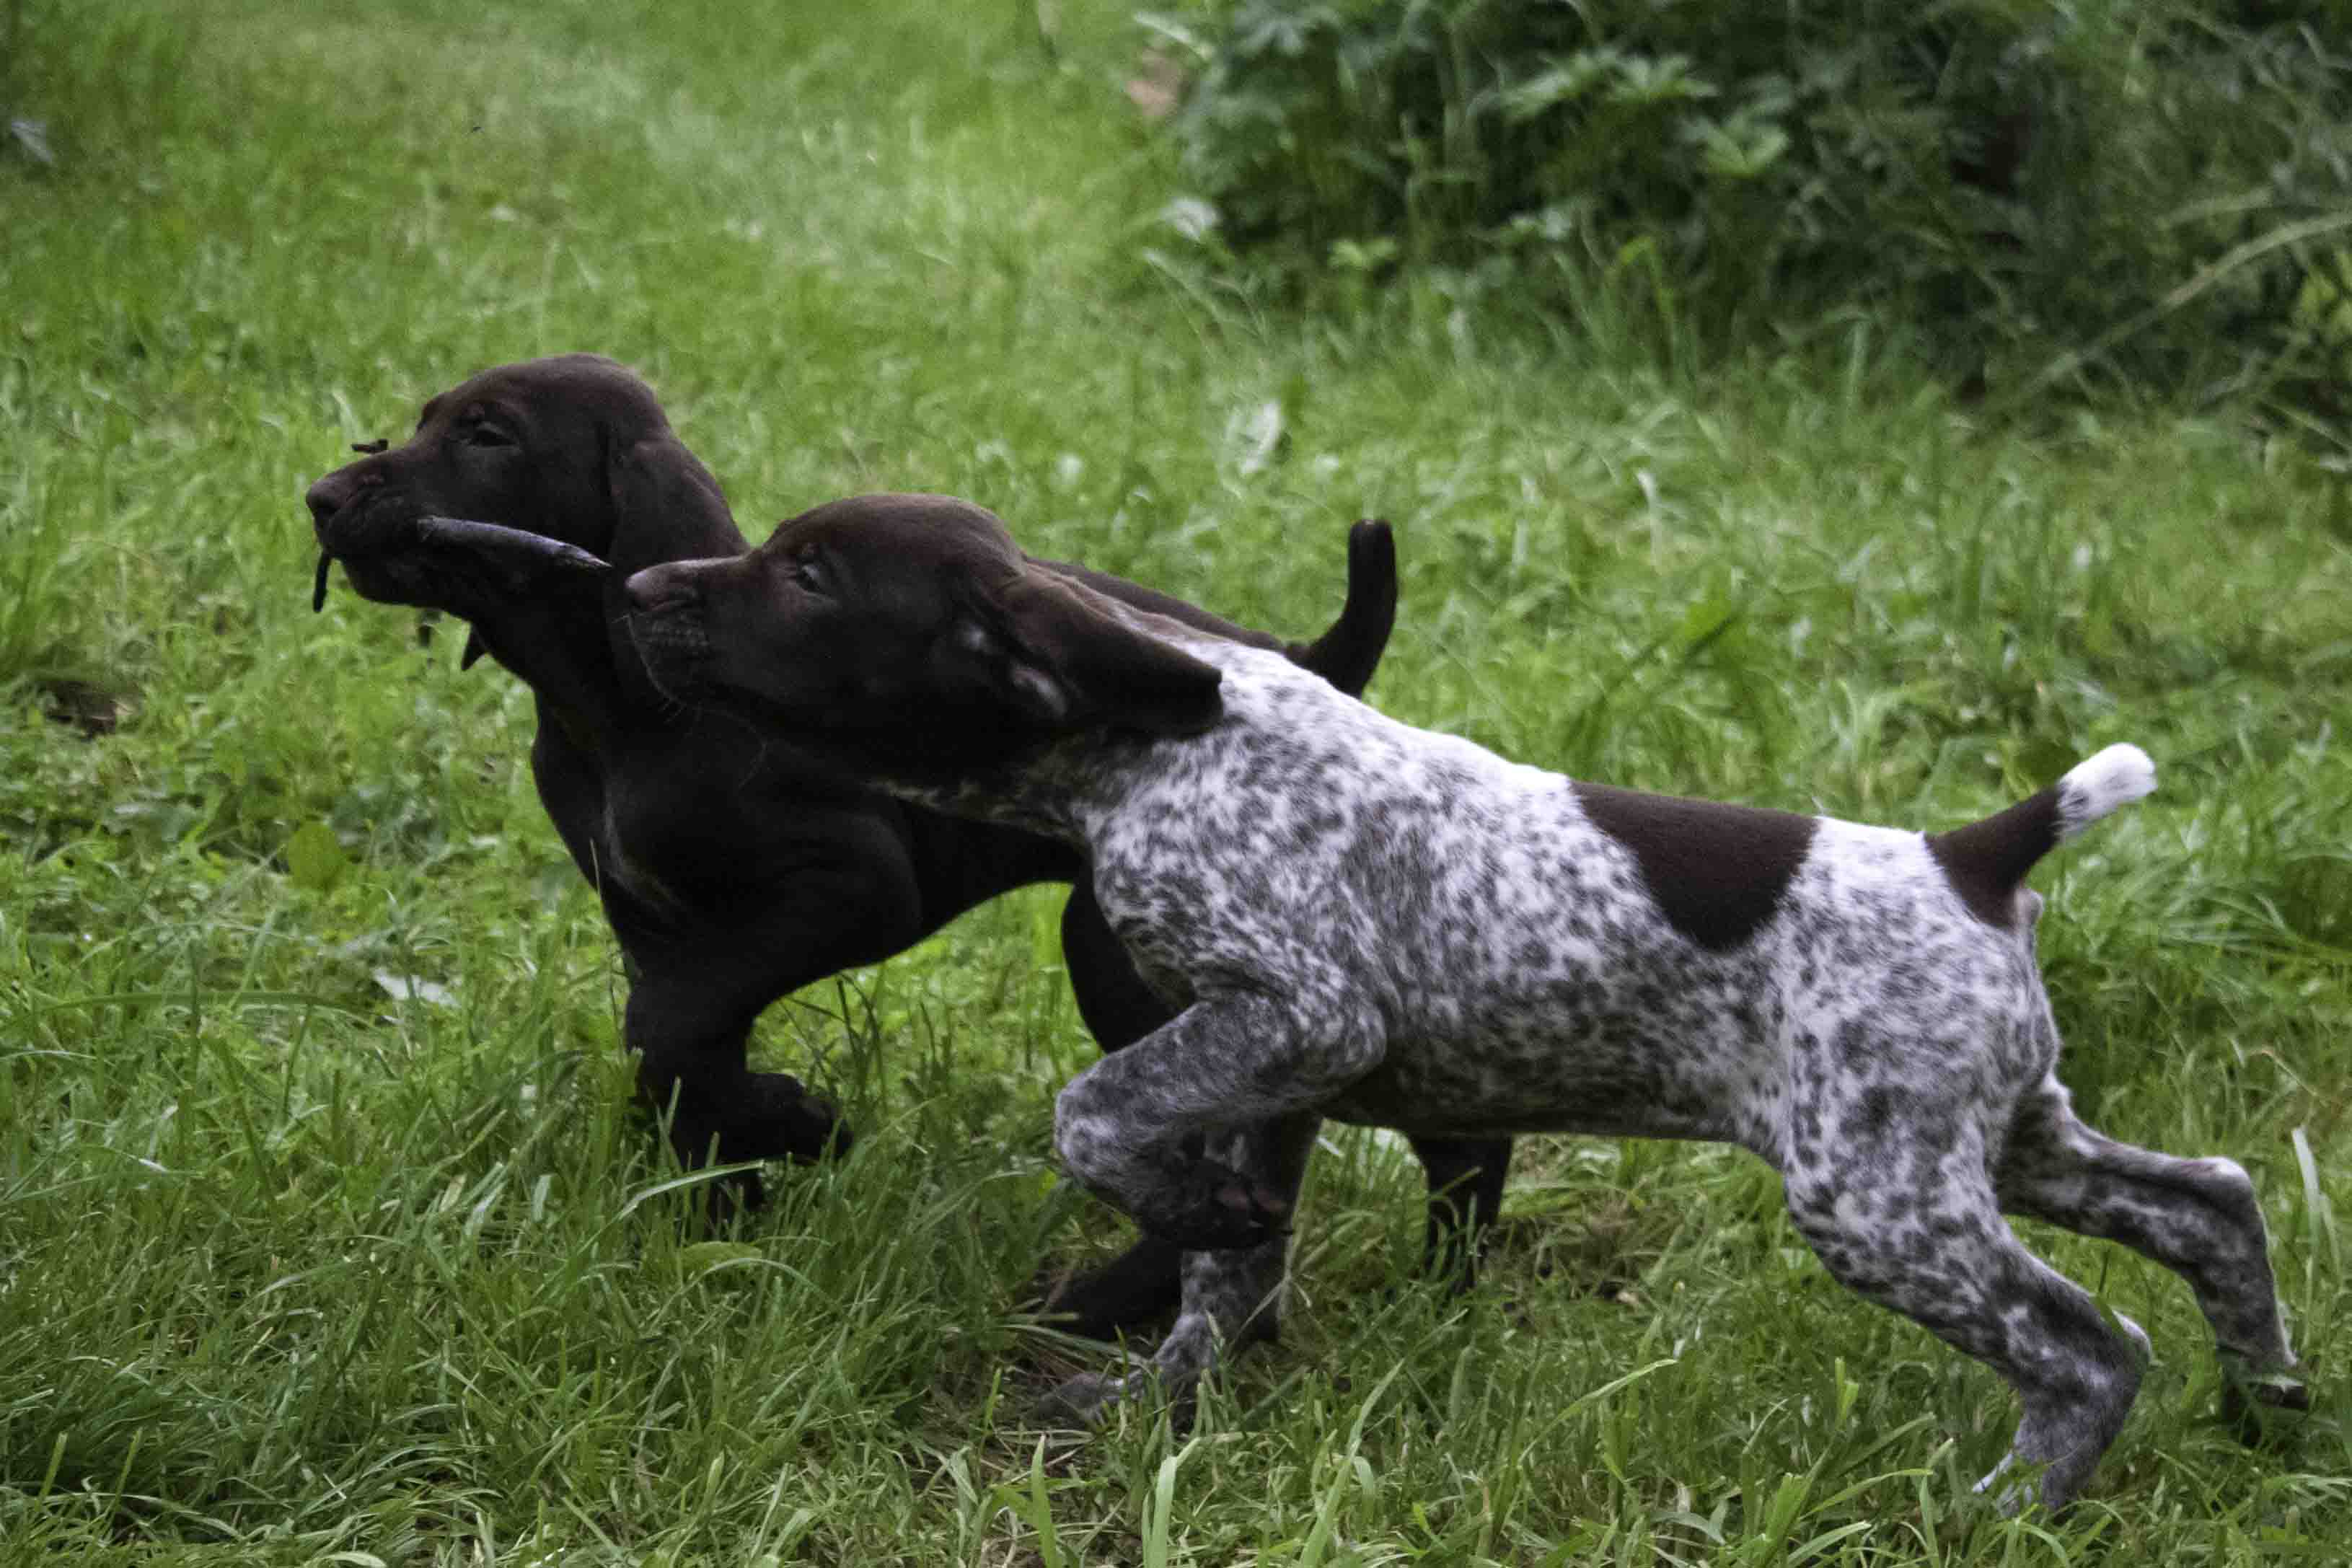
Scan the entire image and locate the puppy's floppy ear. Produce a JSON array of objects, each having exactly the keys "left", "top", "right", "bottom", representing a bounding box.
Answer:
[
  {"left": 961, "top": 568, "right": 1224, "bottom": 738},
  {"left": 602, "top": 428, "right": 746, "bottom": 576}
]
